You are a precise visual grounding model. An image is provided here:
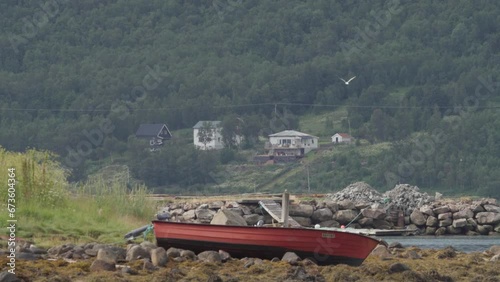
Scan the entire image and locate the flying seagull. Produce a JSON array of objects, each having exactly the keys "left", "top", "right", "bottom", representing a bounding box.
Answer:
[{"left": 339, "top": 76, "right": 356, "bottom": 85}]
